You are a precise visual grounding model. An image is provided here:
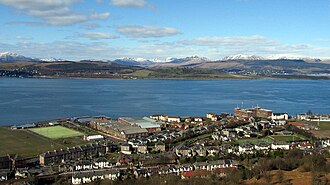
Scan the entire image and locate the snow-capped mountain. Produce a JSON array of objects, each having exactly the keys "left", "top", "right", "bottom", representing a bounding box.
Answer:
[
  {"left": 112, "top": 57, "right": 157, "bottom": 66},
  {"left": 267, "top": 55, "right": 322, "bottom": 62},
  {"left": 222, "top": 54, "right": 265, "bottom": 61},
  {"left": 168, "top": 56, "right": 209, "bottom": 64},
  {"left": 41, "top": 57, "right": 65, "bottom": 62},
  {"left": 0, "top": 52, "right": 41, "bottom": 62},
  {"left": 111, "top": 56, "right": 210, "bottom": 67},
  {"left": 1, "top": 51, "right": 326, "bottom": 66},
  {"left": 222, "top": 54, "right": 323, "bottom": 63}
]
